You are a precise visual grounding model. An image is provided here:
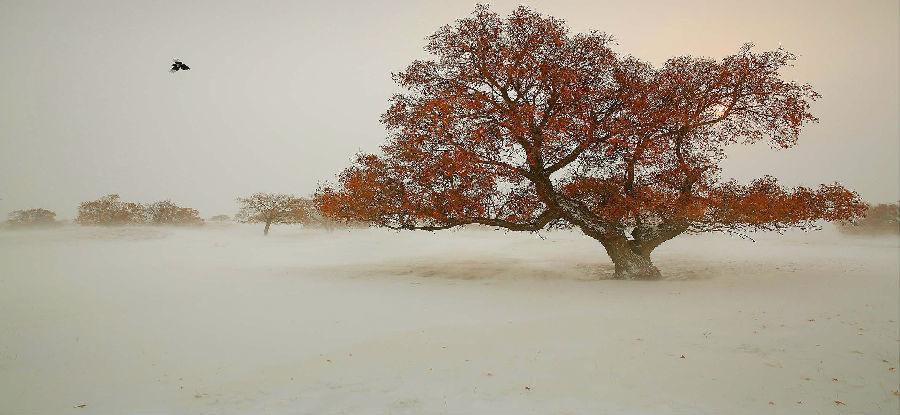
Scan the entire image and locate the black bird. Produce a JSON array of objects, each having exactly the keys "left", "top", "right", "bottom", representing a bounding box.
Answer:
[{"left": 170, "top": 59, "right": 190, "bottom": 73}]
